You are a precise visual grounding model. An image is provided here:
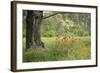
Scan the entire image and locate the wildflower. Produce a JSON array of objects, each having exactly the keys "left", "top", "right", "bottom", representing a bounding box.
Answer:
[
  {"left": 62, "top": 36, "right": 67, "bottom": 41},
  {"left": 70, "top": 36, "right": 74, "bottom": 40},
  {"left": 77, "top": 36, "right": 80, "bottom": 40}
]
